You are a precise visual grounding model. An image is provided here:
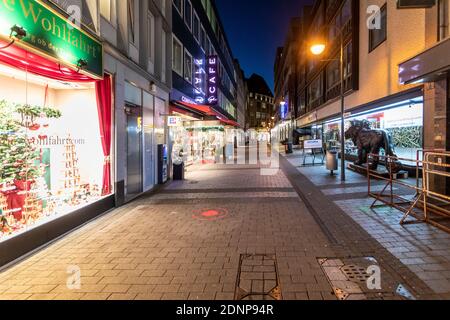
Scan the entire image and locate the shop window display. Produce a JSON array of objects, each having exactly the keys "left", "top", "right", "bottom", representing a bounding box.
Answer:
[
  {"left": 171, "top": 122, "right": 226, "bottom": 166},
  {"left": 0, "top": 66, "right": 113, "bottom": 241},
  {"left": 345, "top": 103, "right": 423, "bottom": 162},
  {"left": 319, "top": 102, "right": 424, "bottom": 165}
]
